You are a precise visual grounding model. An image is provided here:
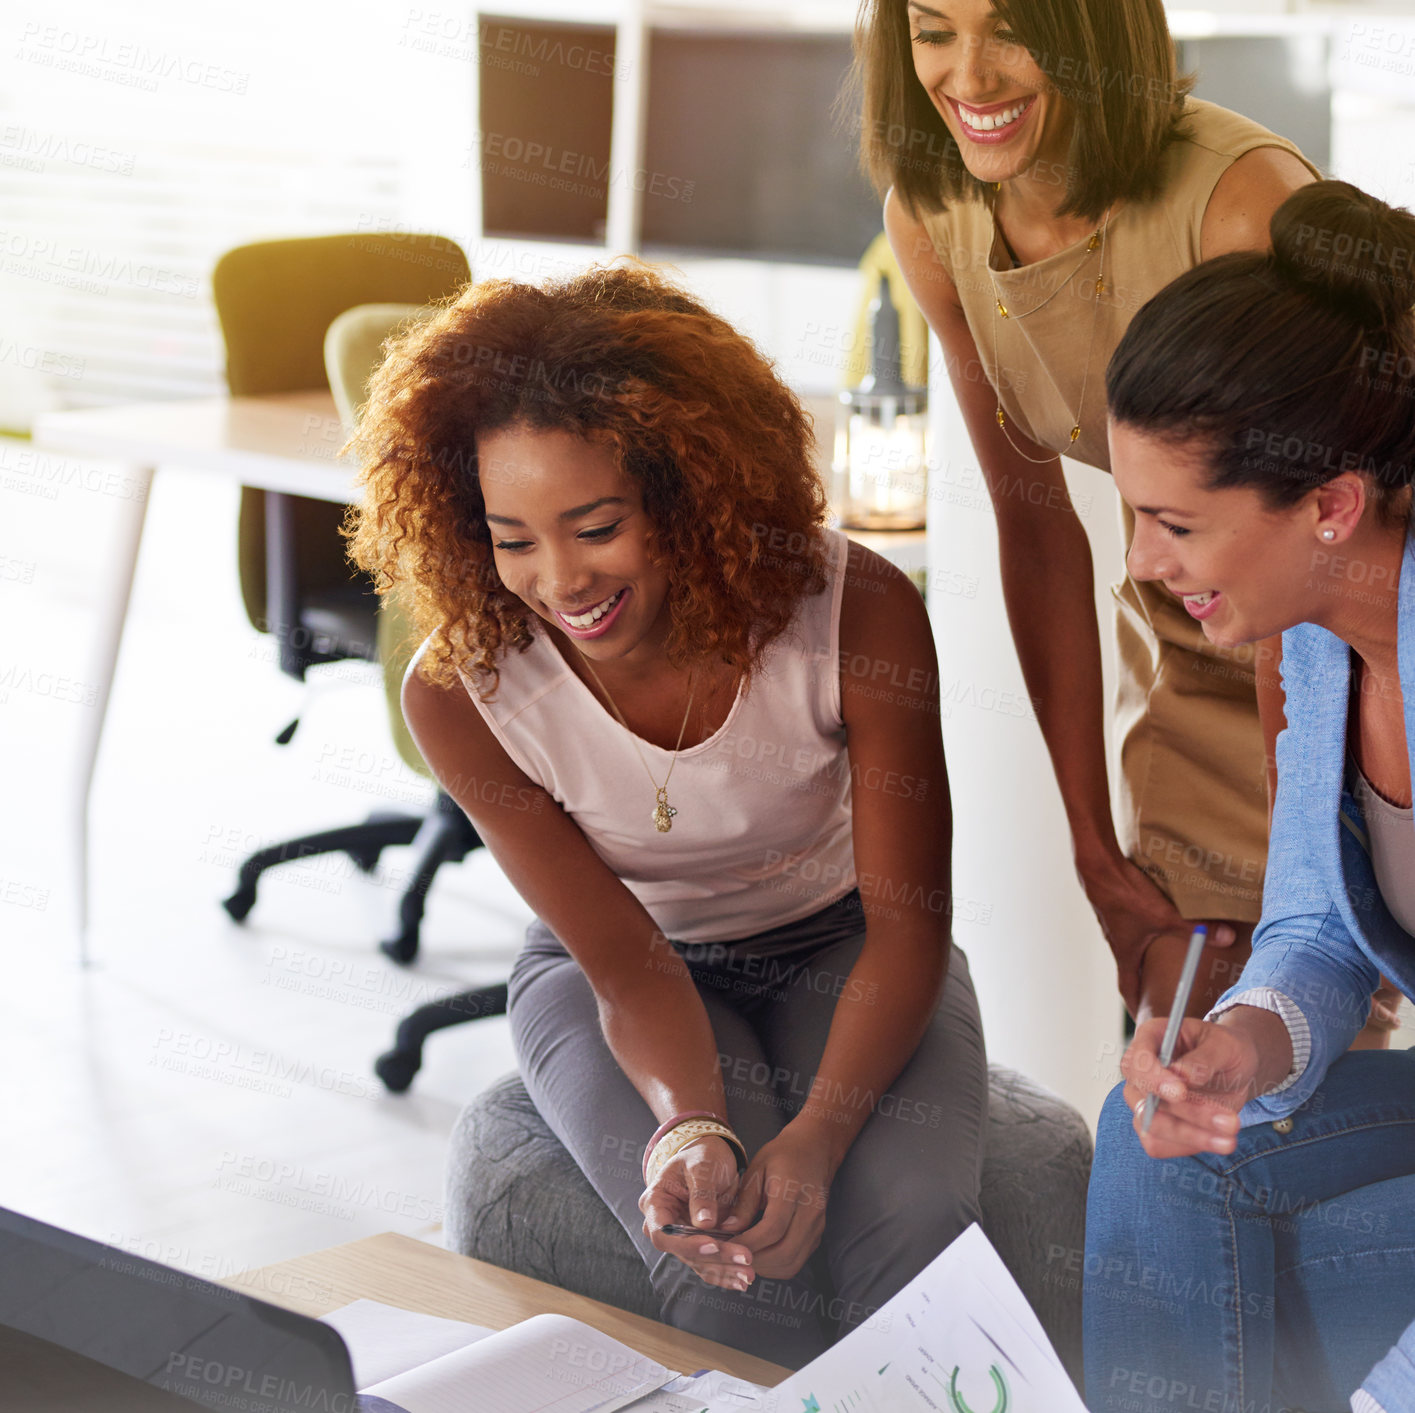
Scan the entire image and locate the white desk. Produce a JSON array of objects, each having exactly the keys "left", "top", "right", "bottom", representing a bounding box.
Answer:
[
  {"left": 31, "top": 391, "right": 353, "bottom": 959},
  {"left": 35, "top": 391, "right": 352, "bottom": 501}
]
